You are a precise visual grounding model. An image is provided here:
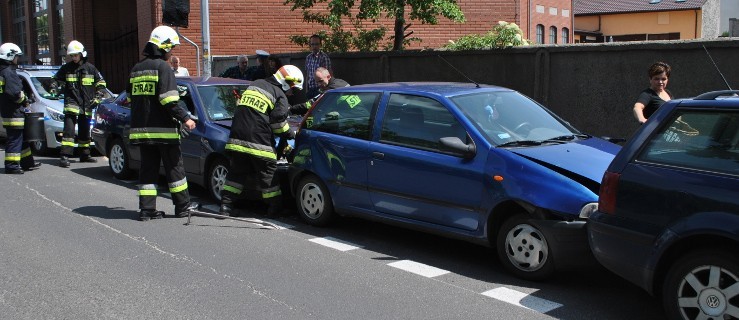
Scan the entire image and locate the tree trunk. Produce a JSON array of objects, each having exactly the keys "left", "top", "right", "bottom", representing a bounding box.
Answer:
[{"left": 392, "top": 0, "right": 405, "bottom": 51}]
